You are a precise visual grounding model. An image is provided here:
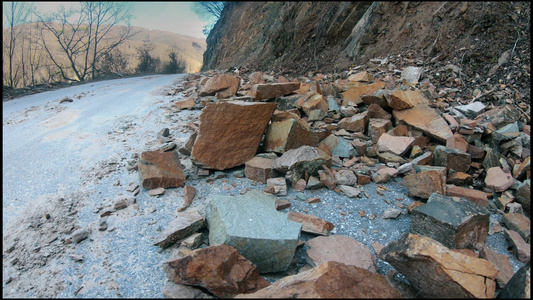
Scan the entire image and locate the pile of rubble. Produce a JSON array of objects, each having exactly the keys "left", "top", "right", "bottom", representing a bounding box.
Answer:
[{"left": 136, "top": 57, "right": 530, "bottom": 298}]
